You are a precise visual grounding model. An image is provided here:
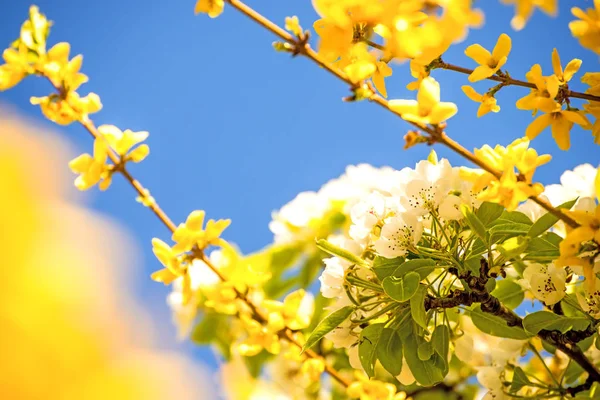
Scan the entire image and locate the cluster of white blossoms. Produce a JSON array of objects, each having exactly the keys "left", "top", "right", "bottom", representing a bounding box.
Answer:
[{"left": 307, "top": 155, "right": 480, "bottom": 300}]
